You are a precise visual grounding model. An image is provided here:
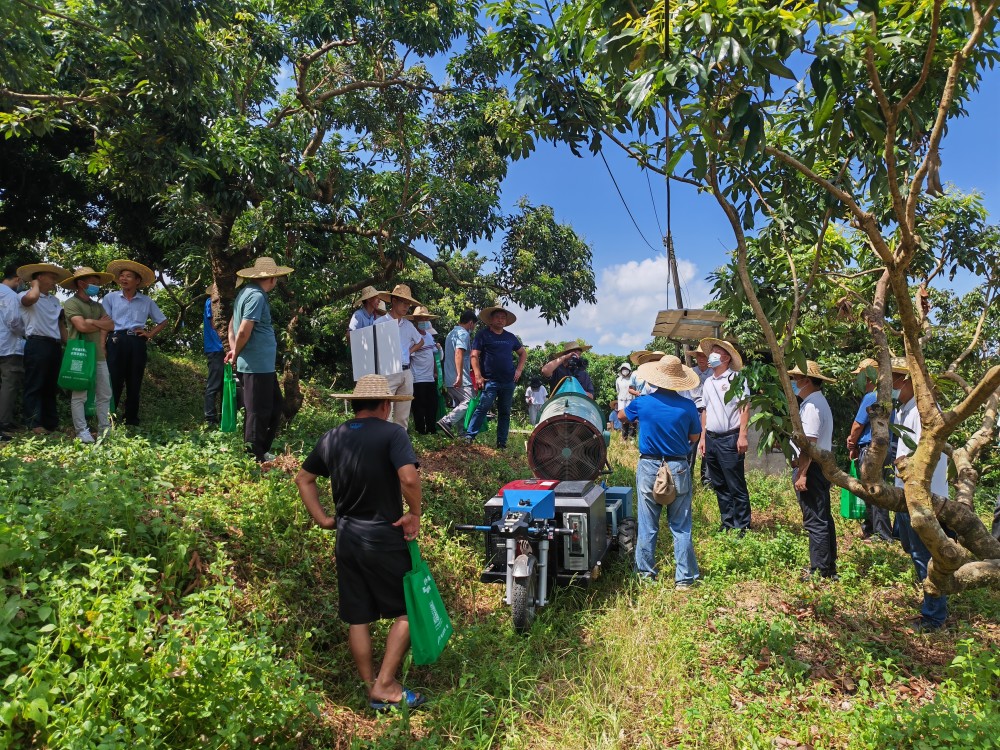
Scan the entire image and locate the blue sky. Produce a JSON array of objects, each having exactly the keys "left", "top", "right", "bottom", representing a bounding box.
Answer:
[{"left": 481, "top": 68, "right": 1000, "bottom": 355}]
